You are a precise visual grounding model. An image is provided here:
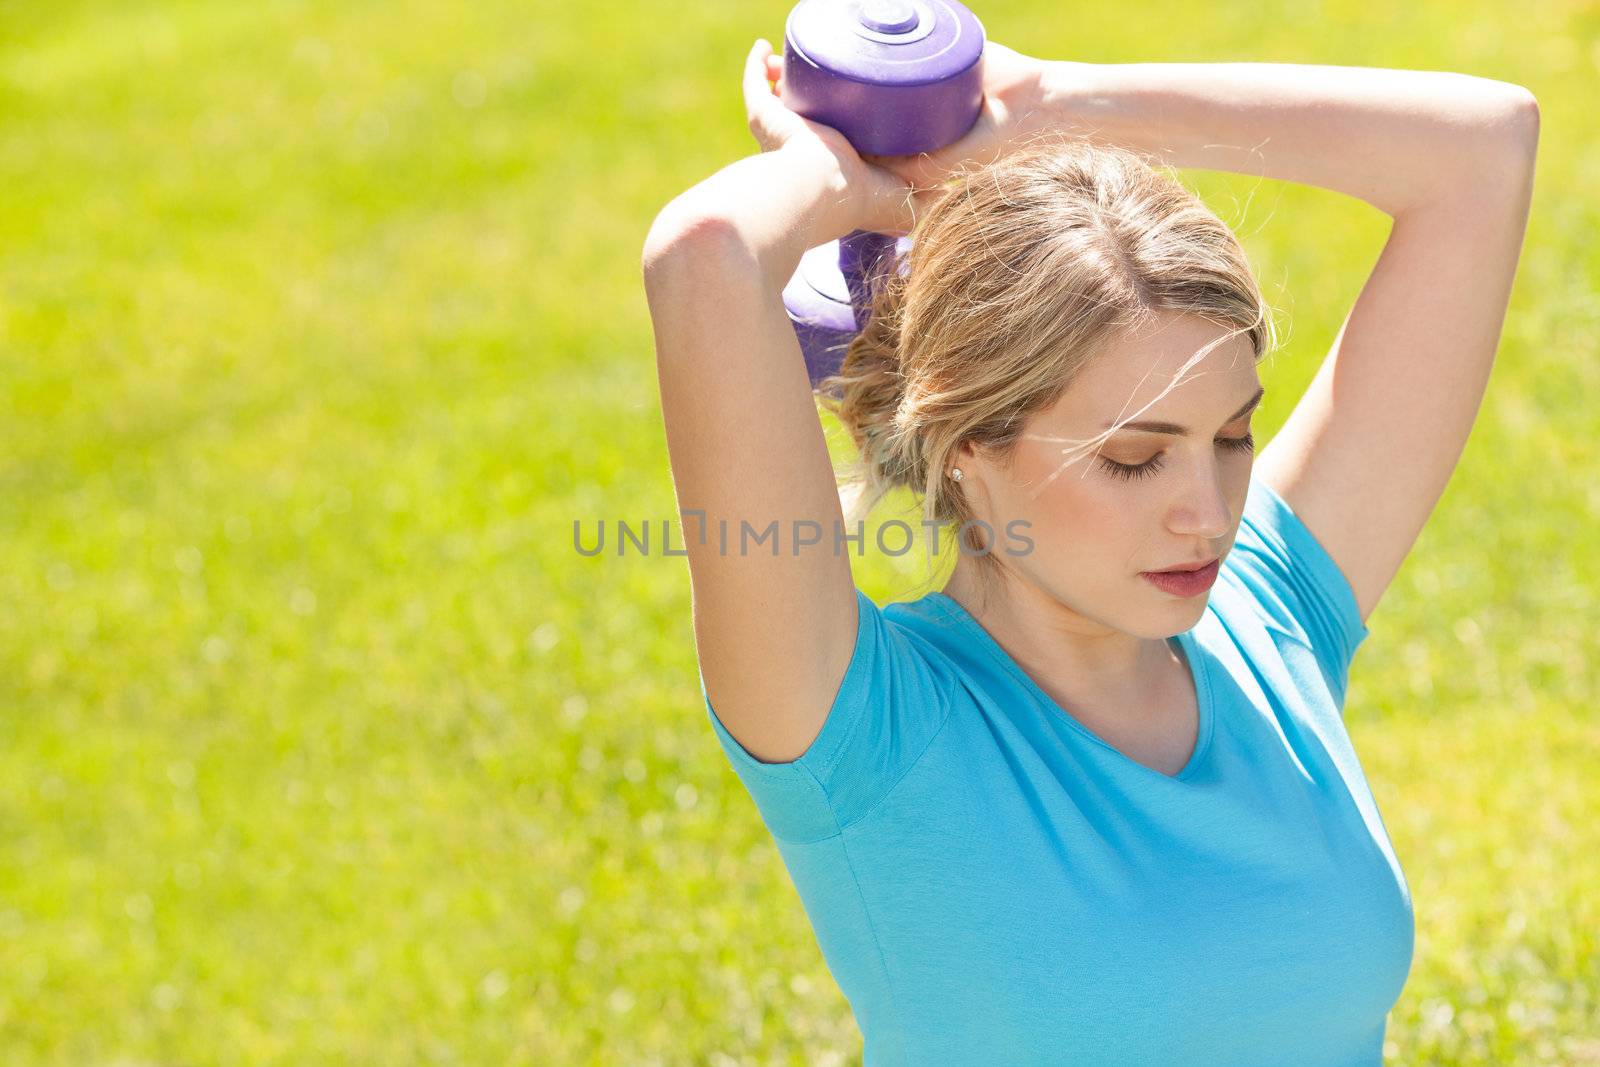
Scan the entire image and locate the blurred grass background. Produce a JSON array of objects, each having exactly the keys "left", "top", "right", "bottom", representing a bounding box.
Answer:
[{"left": 1, "top": 0, "right": 1596, "bottom": 1063}]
